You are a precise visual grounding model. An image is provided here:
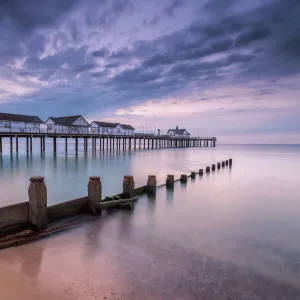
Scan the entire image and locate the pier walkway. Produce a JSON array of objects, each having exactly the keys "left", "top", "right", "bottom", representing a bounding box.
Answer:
[{"left": 0, "top": 131, "right": 216, "bottom": 154}]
